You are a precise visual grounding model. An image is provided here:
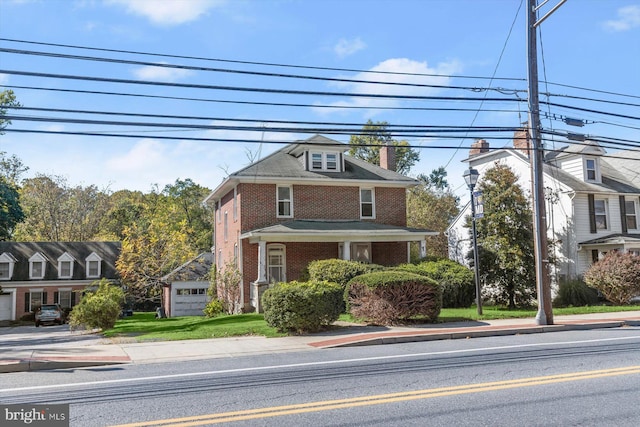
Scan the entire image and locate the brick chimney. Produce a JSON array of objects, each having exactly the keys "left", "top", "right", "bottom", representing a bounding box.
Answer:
[
  {"left": 513, "top": 125, "right": 531, "bottom": 157},
  {"left": 469, "top": 139, "right": 490, "bottom": 157},
  {"left": 380, "top": 142, "right": 396, "bottom": 172}
]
